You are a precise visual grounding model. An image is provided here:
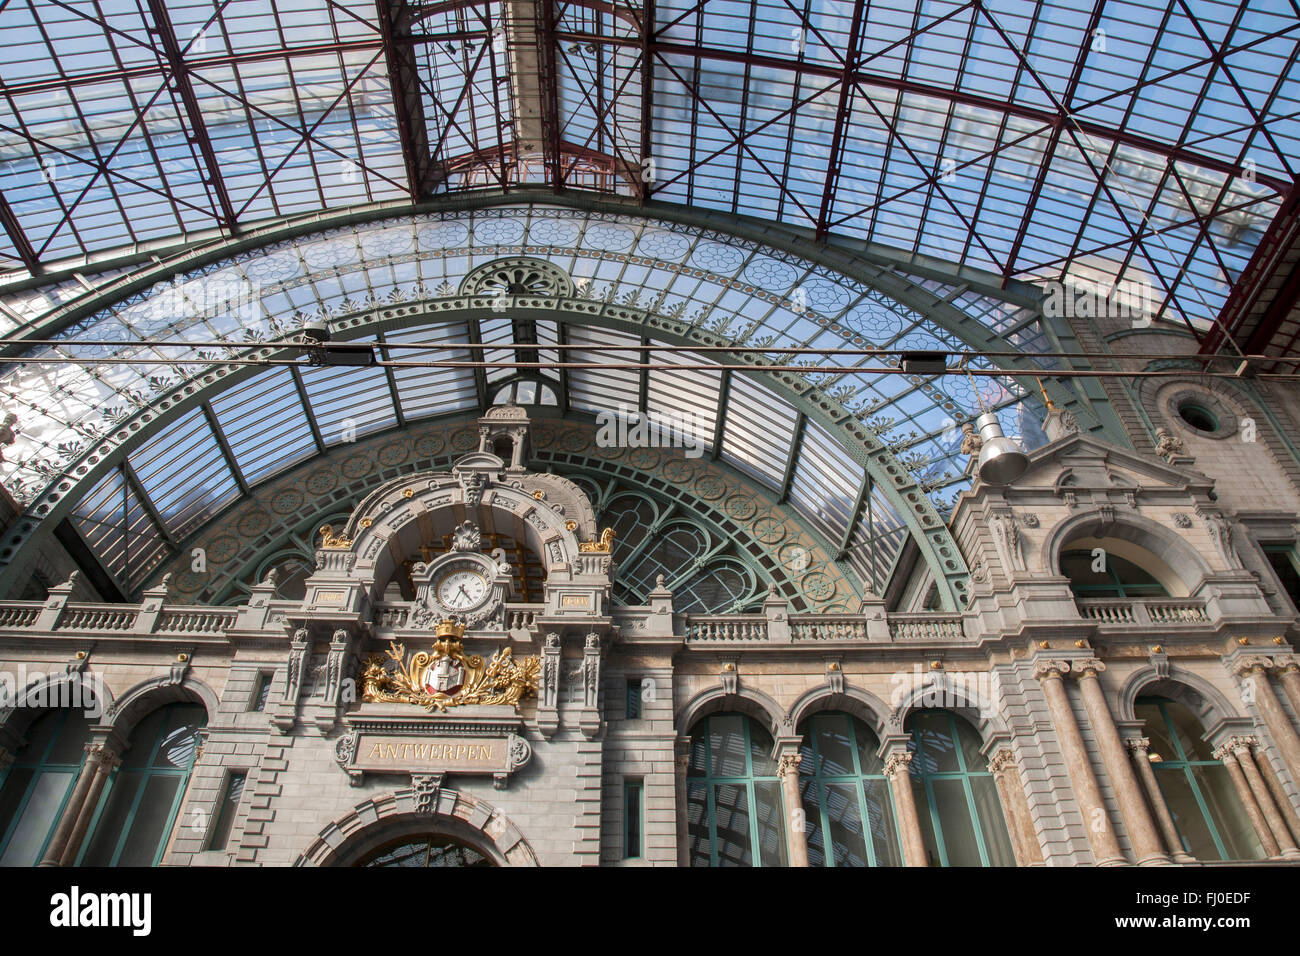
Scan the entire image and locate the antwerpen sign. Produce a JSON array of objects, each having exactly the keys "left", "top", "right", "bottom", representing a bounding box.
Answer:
[{"left": 334, "top": 729, "right": 532, "bottom": 786}]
